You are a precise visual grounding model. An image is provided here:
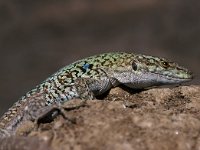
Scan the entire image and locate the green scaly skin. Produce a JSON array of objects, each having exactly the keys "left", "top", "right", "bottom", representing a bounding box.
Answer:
[{"left": 0, "top": 52, "right": 193, "bottom": 137}]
